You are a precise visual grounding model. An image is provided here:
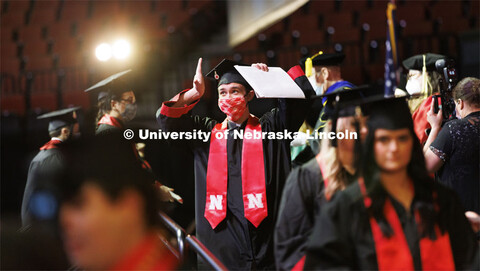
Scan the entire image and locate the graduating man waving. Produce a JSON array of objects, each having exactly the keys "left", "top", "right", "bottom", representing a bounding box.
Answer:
[{"left": 157, "top": 58, "right": 314, "bottom": 269}]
